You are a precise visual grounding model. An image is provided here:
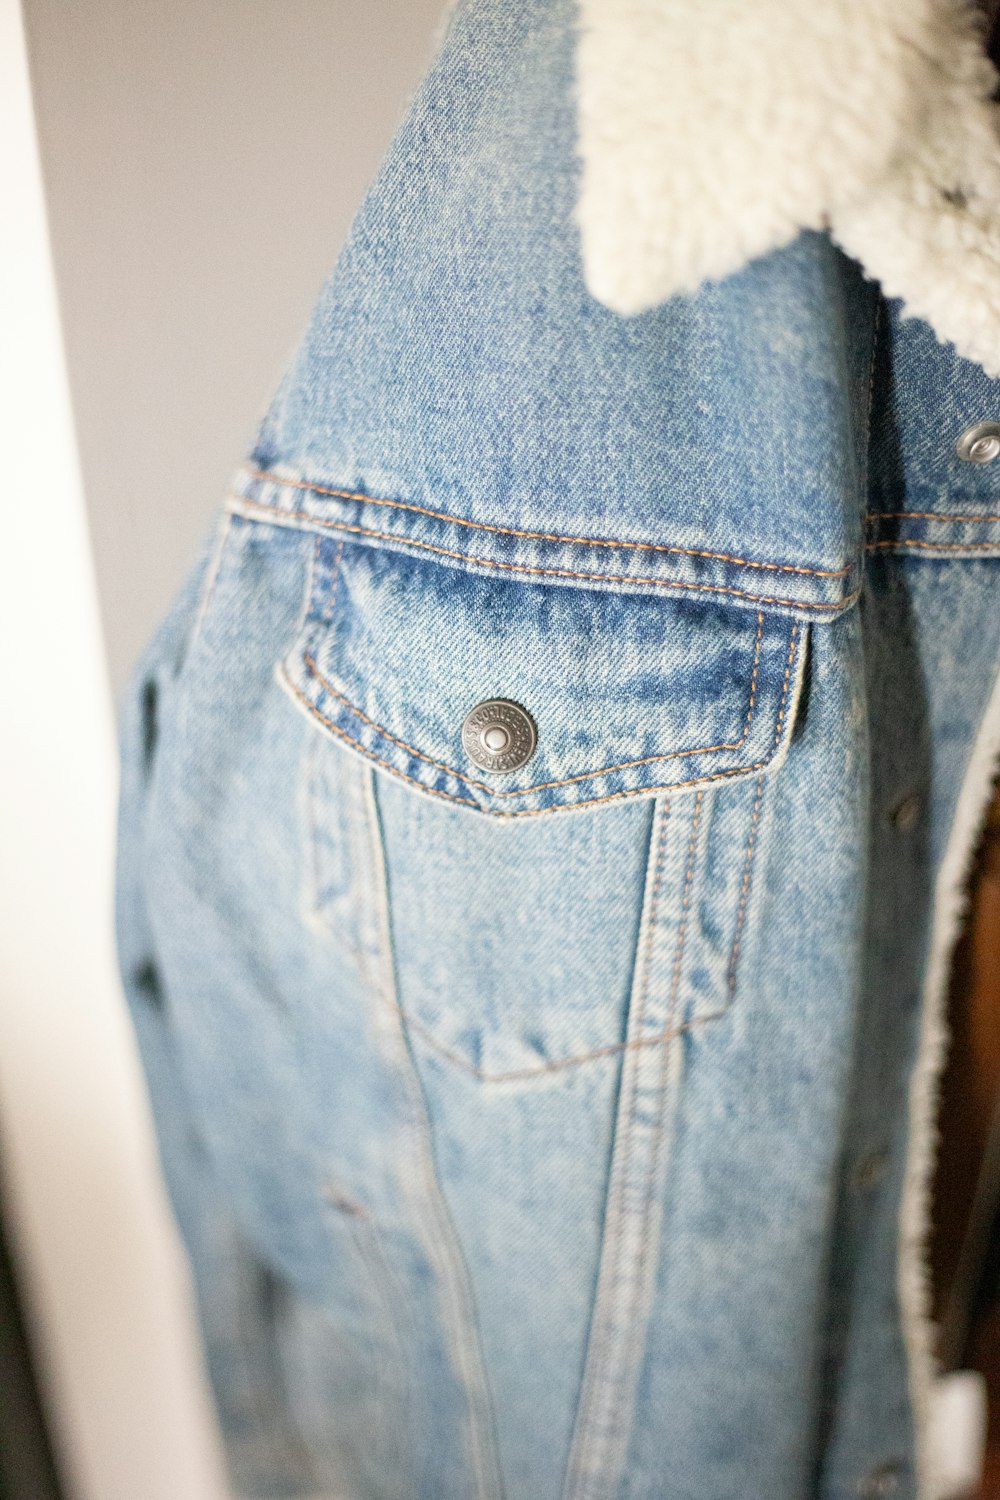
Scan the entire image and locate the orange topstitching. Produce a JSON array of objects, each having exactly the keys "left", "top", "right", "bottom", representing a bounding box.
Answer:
[
  {"left": 232, "top": 495, "right": 857, "bottom": 613},
  {"left": 866, "top": 538, "right": 1000, "bottom": 553},
  {"left": 299, "top": 612, "right": 766, "bottom": 797},
  {"left": 277, "top": 622, "right": 801, "bottom": 819},
  {"left": 244, "top": 466, "right": 852, "bottom": 578}
]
